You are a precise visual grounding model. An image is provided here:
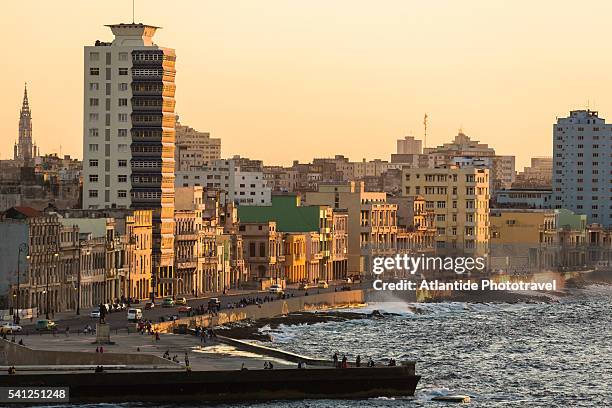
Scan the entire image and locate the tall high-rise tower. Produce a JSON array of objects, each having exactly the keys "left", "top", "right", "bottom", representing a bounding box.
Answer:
[
  {"left": 552, "top": 109, "right": 612, "bottom": 225},
  {"left": 14, "top": 83, "right": 36, "bottom": 164},
  {"left": 82, "top": 23, "right": 177, "bottom": 297}
]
